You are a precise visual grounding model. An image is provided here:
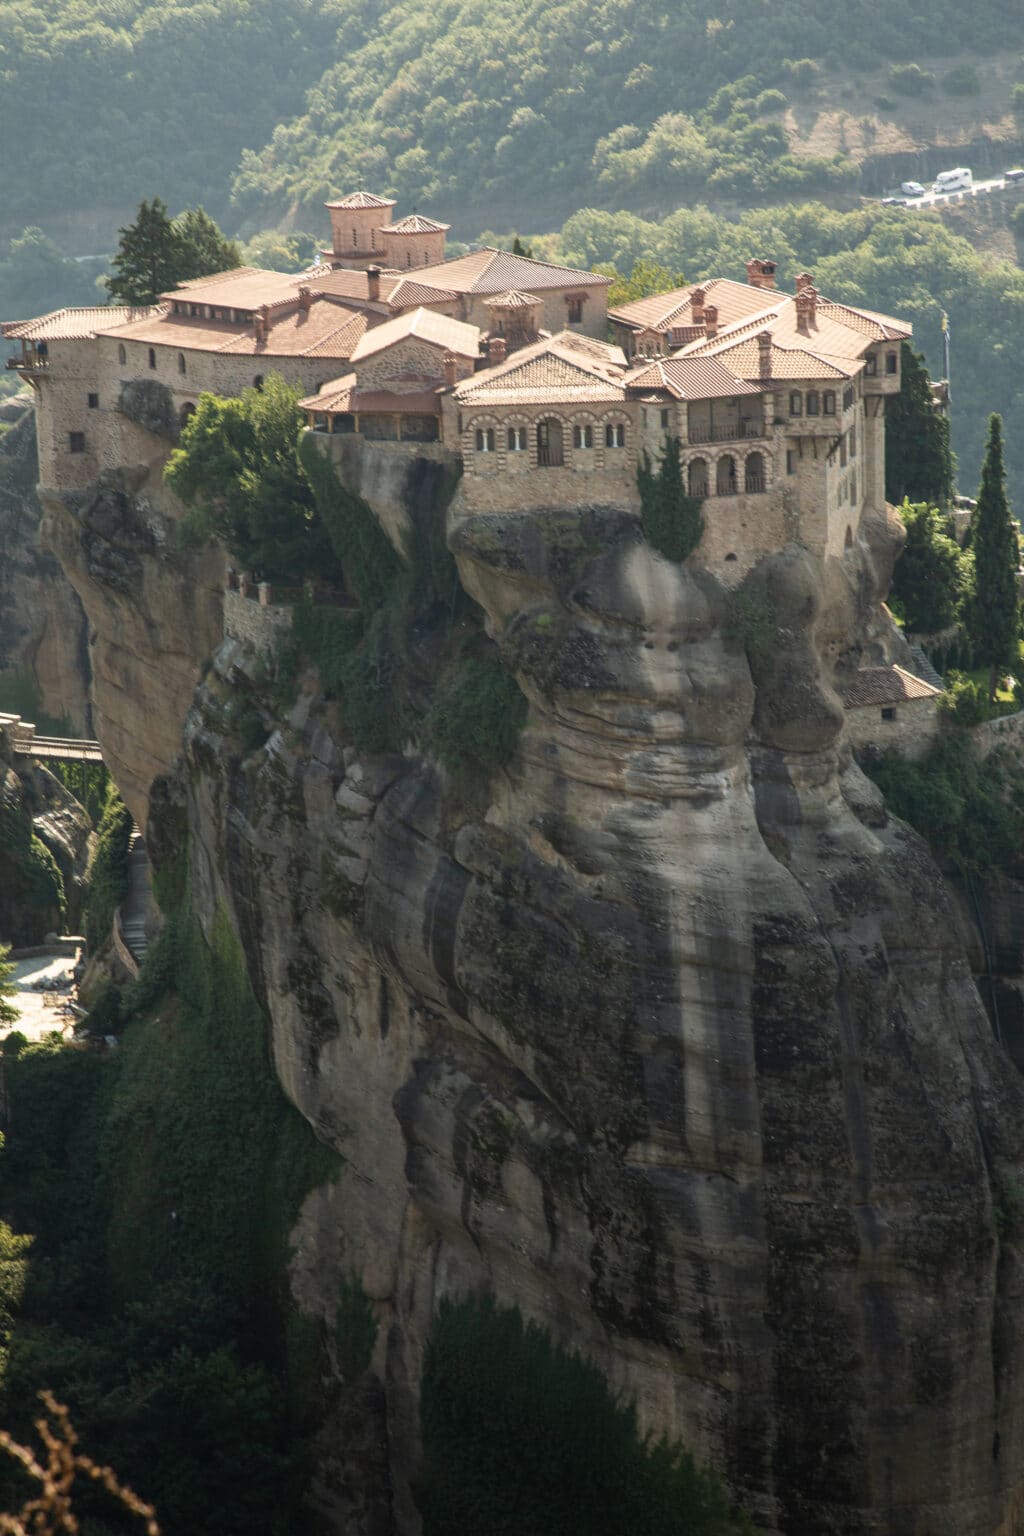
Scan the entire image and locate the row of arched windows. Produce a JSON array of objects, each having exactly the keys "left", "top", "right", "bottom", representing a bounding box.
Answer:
[{"left": 685, "top": 452, "right": 767, "bottom": 497}]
